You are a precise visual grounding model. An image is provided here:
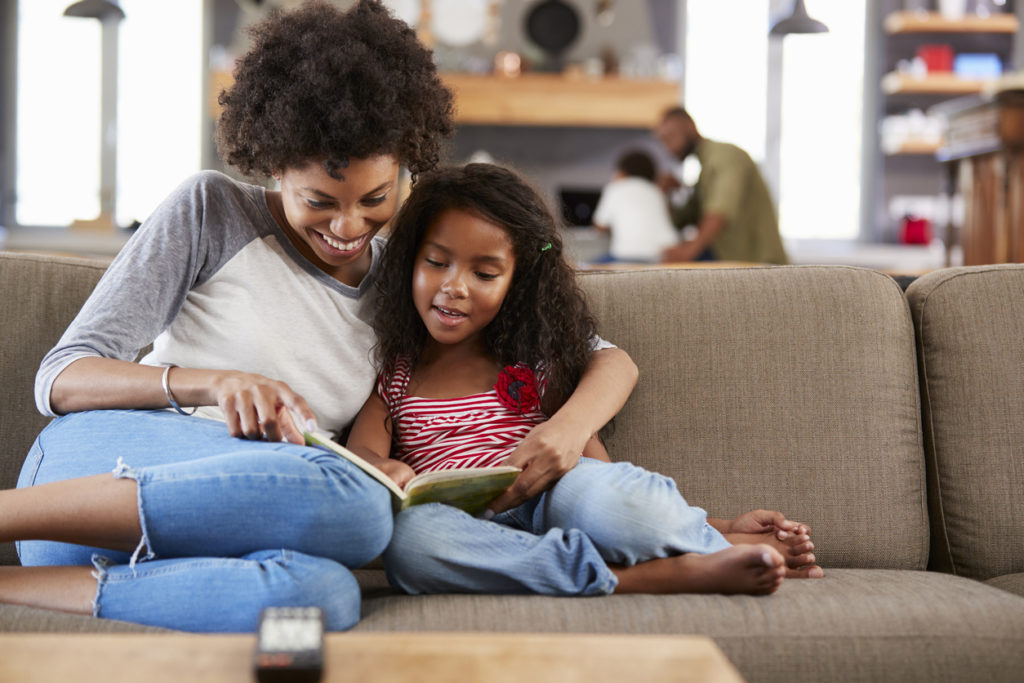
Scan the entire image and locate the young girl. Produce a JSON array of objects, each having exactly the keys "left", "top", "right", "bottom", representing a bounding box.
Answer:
[
  {"left": 1, "top": 3, "right": 636, "bottom": 632},
  {"left": 346, "top": 163, "right": 823, "bottom": 597}
]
